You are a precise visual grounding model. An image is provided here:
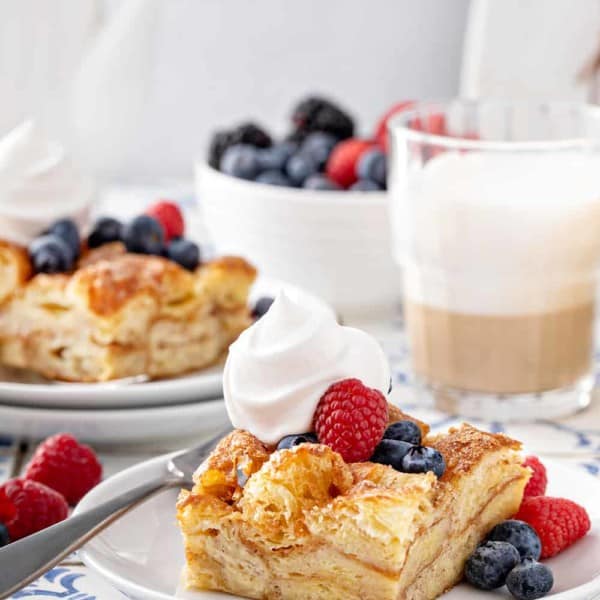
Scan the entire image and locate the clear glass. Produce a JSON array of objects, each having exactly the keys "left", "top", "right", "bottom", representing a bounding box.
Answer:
[{"left": 389, "top": 100, "right": 600, "bottom": 421}]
